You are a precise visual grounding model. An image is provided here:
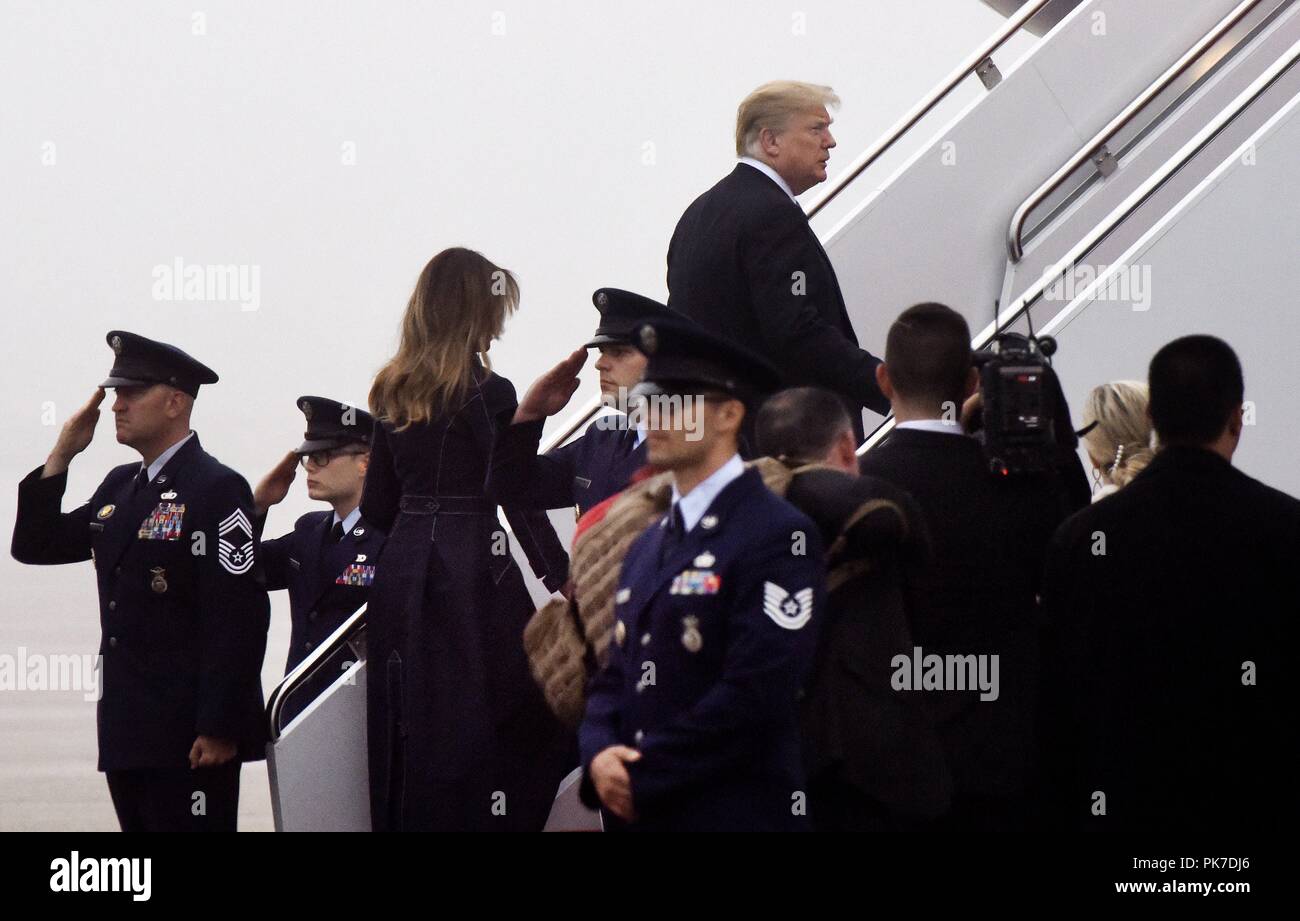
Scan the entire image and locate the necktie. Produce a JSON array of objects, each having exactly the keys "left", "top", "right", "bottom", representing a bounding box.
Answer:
[
  {"left": 330, "top": 521, "right": 345, "bottom": 544},
  {"left": 659, "top": 504, "right": 685, "bottom": 566},
  {"left": 132, "top": 467, "right": 150, "bottom": 494}
]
